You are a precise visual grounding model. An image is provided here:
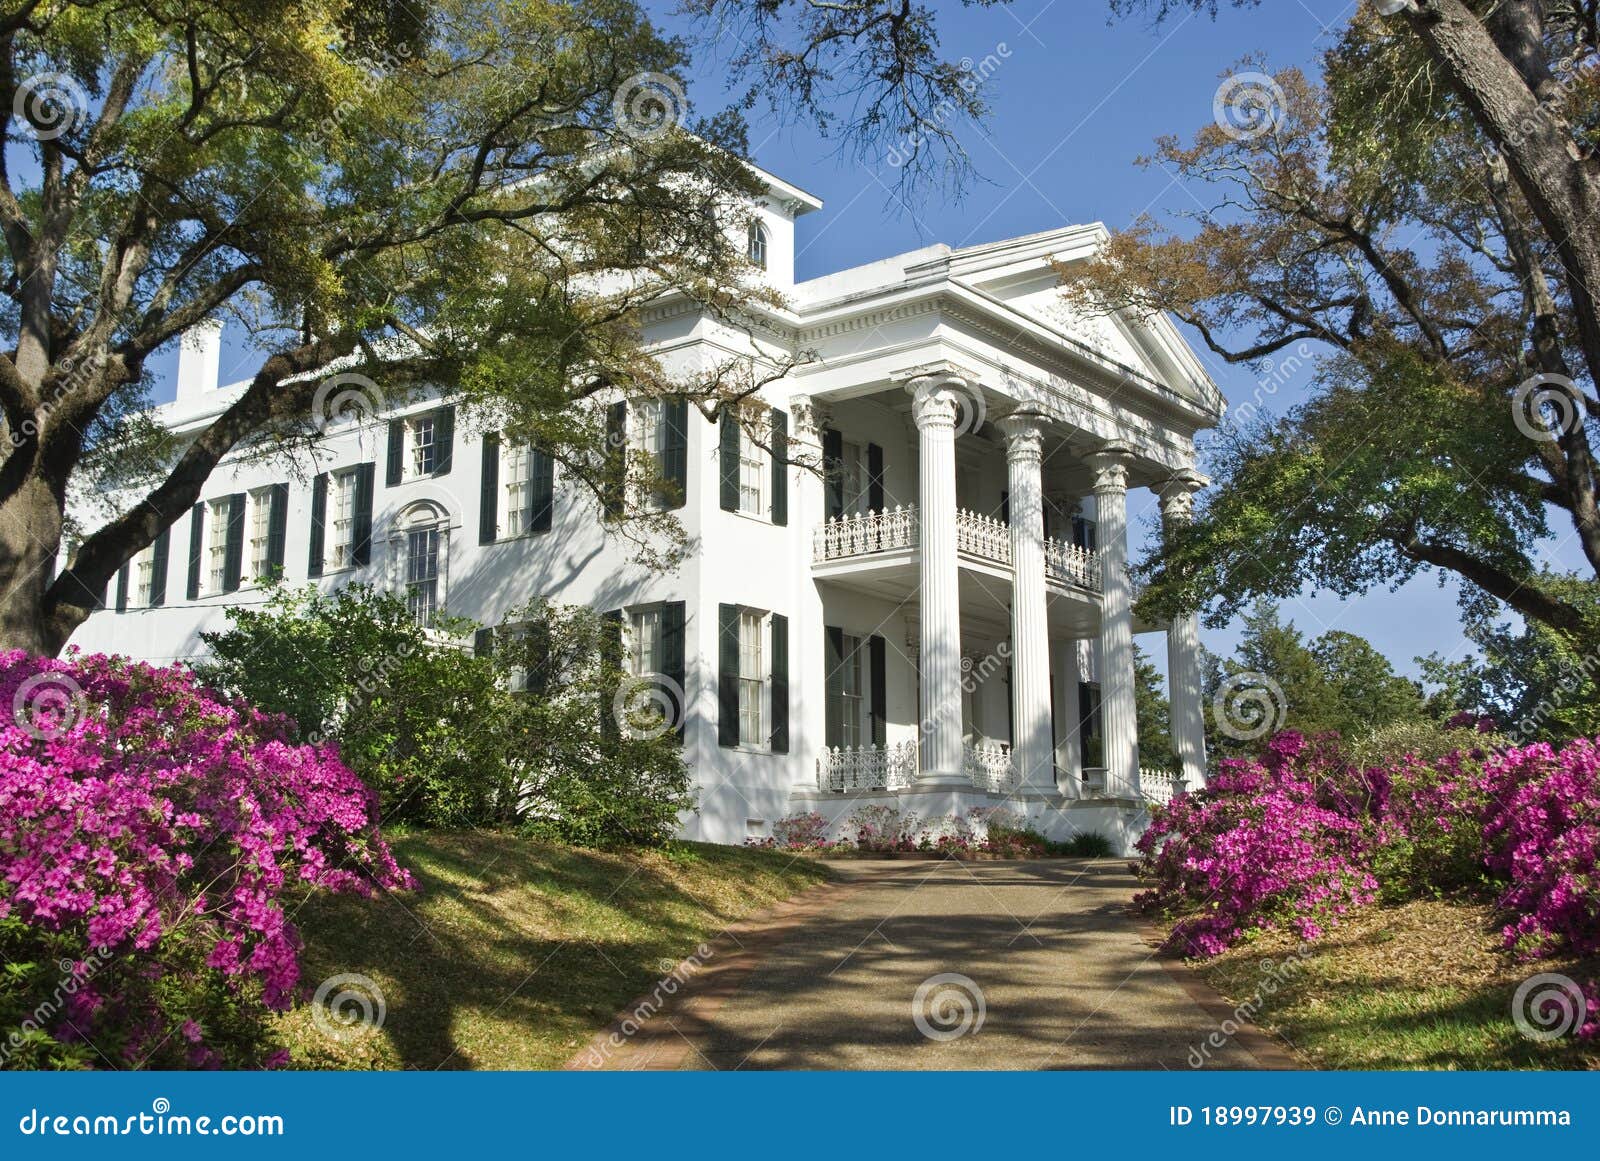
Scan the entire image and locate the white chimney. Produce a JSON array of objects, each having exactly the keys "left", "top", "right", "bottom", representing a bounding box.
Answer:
[{"left": 176, "top": 320, "right": 223, "bottom": 403}]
